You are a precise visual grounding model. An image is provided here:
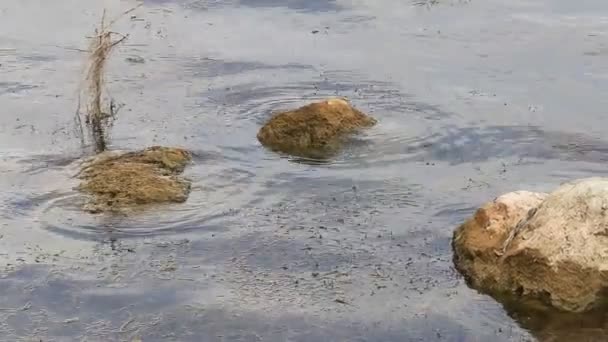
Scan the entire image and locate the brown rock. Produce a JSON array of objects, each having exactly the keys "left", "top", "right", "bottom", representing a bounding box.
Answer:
[
  {"left": 454, "top": 178, "right": 608, "bottom": 312},
  {"left": 453, "top": 191, "right": 548, "bottom": 291},
  {"left": 257, "top": 98, "right": 377, "bottom": 158},
  {"left": 77, "top": 146, "right": 191, "bottom": 213}
]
